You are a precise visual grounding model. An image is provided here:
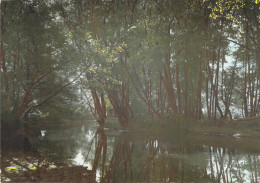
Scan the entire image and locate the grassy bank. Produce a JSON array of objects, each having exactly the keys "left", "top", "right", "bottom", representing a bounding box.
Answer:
[
  {"left": 28, "top": 117, "right": 260, "bottom": 138},
  {"left": 103, "top": 117, "right": 260, "bottom": 153},
  {"left": 188, "top": 118, "right": 260, "bottom": 138},
  {"left": 103, "top": 117, "right": 260, "bottom": 138}
]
